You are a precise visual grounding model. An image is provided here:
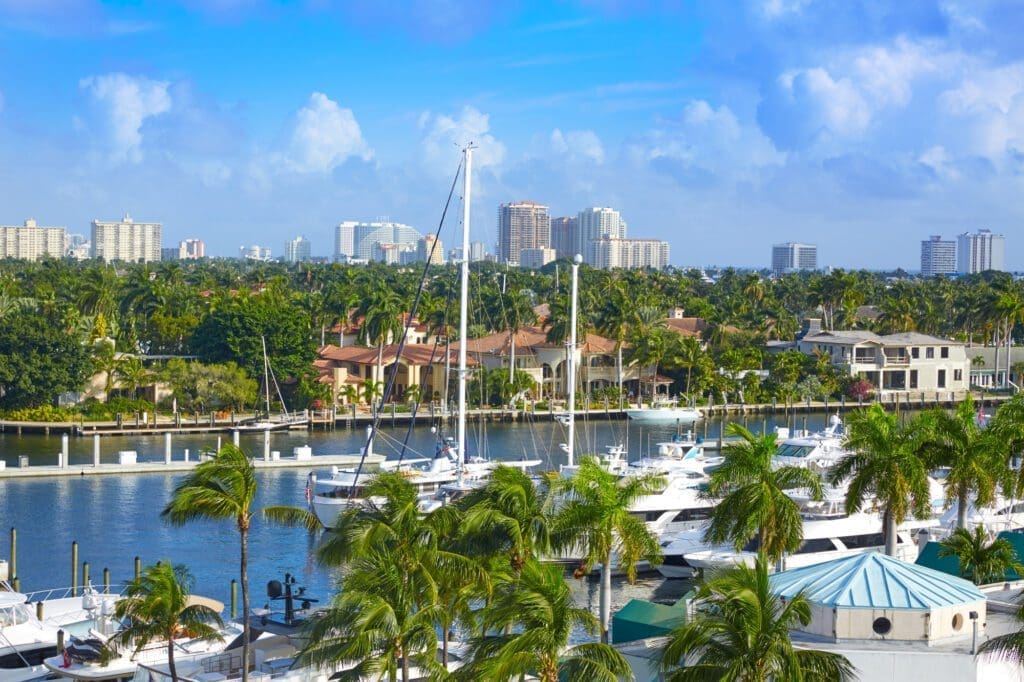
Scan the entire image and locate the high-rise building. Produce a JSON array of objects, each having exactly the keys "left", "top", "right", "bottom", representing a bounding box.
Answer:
[
  {"left": 591, "top": 237, "right": 669, "bottom": 270},
  {"left": 416, "top": 235, "right": 444, "bottom": 264},
  {"left": 240, "top": 244, "right": 272, "bottom": 261},
  {"left": 335, "top": 221, "right": 356, "bottom": 260},
  {"left": 577, "top": 207, "right": 626, "bottom": 264},
  {"left": 957, "top": 229, "right": 1005, "bottom": 273},
  {"left": 0, "top": 219, "right": 66, "bottom": 260},
  {"left": 284, "top": 235, "right": 312, "bottom": 263},
  {"left": 519, "top": 247, "right": 556, "bottom": 269},
  {"left": 920, "top": 236, "right": 956, "bottom": 277},
  {"left": 469, "top": 241, "right": 486, "bottom": 262},
  {"left": 91, "top": 214, "right": 161, "bottom": 263},
  {"left": 550, "top": 216, "right": 578, "bottom": 259},
  {"left": 771, "top": 242, "right": 817, "bottom": 276},
  {"left": 66, "top": 233, "right": 89, "bottom": 260},
  {"left": 178, "top": 239, "right": 205, "bottom": 260},
  {"left": 344, "top": 221, "right": 421, "bottom": 261},
  {"left": 497, "top": 201, "right": 549, "bottom": 265}
]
